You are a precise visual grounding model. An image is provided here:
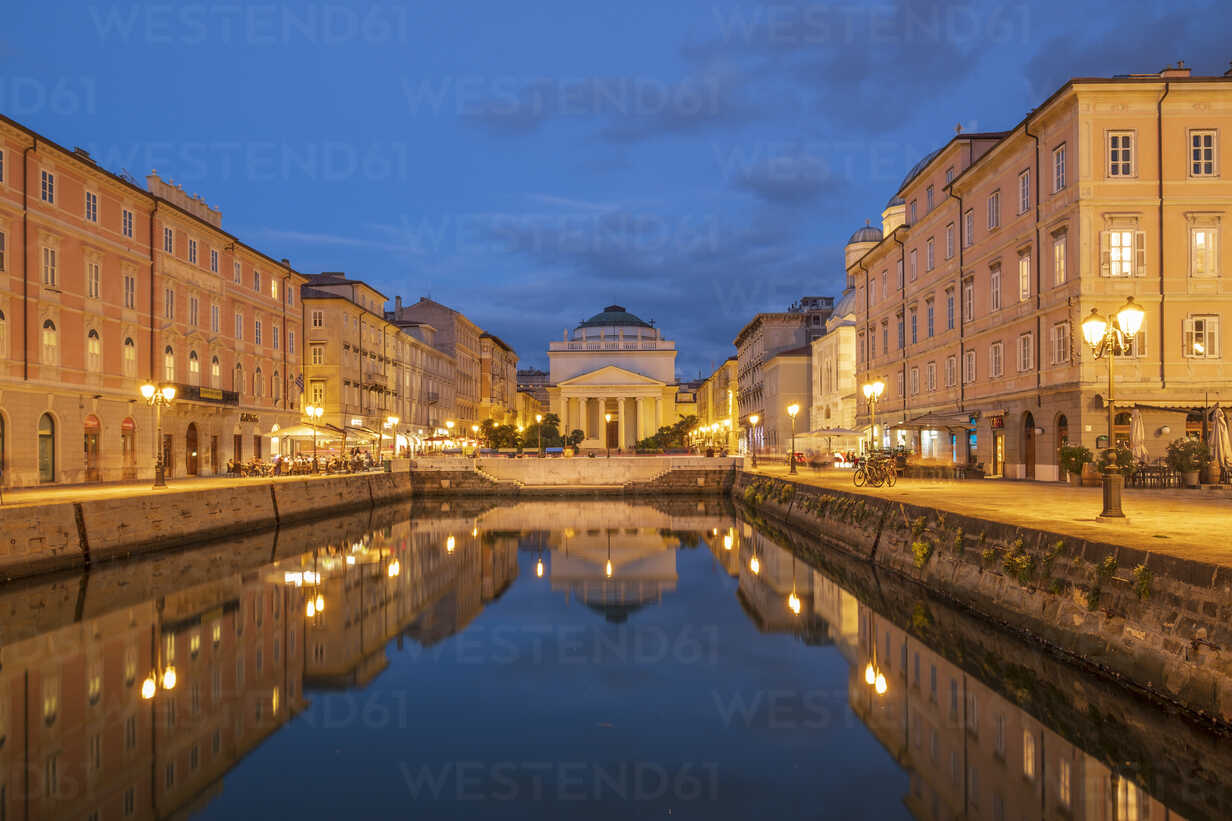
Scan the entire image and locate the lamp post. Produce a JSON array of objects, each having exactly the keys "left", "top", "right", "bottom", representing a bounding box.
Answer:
[
  {"left": 385, "top": 415, "right": 400, "bottom": 463},
  {"left": 140, "top": 383, "right": 176, "bottom": 488},
  {"left": 862, "top": 380, "right": 885, "bottom": 454},
  {"left": 1081, "top": 297, "right": 1146, "bottom": 520},
  {"left": 304, "top": 404, "right": 324, "bottom": 471},
  {"left": 787, "top": 403, "right": 800, "bottom": 474},
  {"left": 535, "top": 413, "right": 543, "bottom": 455},
  {"left": 748, "top": 414, "right": 760, "bottom": 467},
  {"left": 604, "top": 413, "right": 612, "bottom": 458}
]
